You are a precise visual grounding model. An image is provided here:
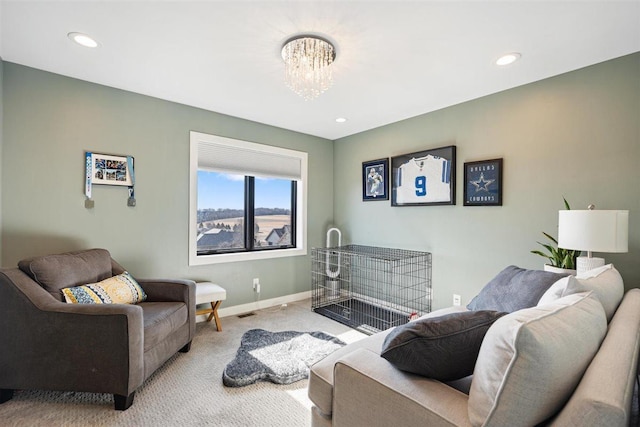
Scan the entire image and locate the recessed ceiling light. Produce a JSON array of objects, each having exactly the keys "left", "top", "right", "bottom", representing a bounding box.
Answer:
[
  {"left": 335, "top": 117, "right": 347, "bottom": 123},
  {"left": 68, "top": 32, "right": 99, "bottom": 48},
  {"left": 496, "top": 52, "right": 521, "bottom": 66}
]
